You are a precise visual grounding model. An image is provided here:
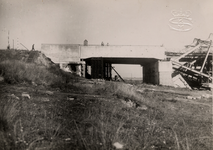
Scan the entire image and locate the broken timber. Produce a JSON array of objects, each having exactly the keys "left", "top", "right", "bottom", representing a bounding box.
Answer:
[
  {"left": 171, "top": 60, "right": 212, "bottom": 80},
  {"left": 170, "top": 35, "right": 212, "bottom": 89}
]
